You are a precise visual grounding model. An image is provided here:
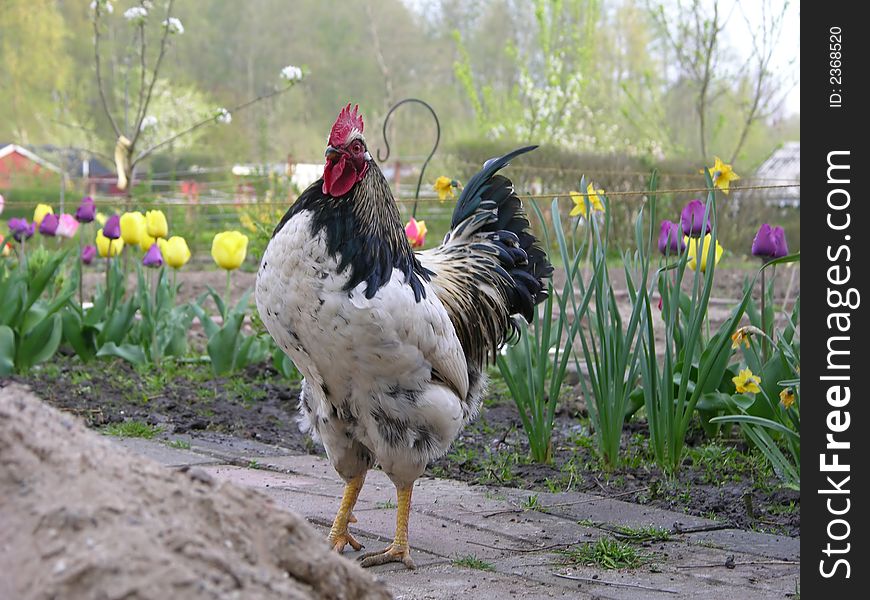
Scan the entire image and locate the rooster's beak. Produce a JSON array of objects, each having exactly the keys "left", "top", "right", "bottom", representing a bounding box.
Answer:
[{"left": 325, "top": 146, "right": 341, "bottom": 161}]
